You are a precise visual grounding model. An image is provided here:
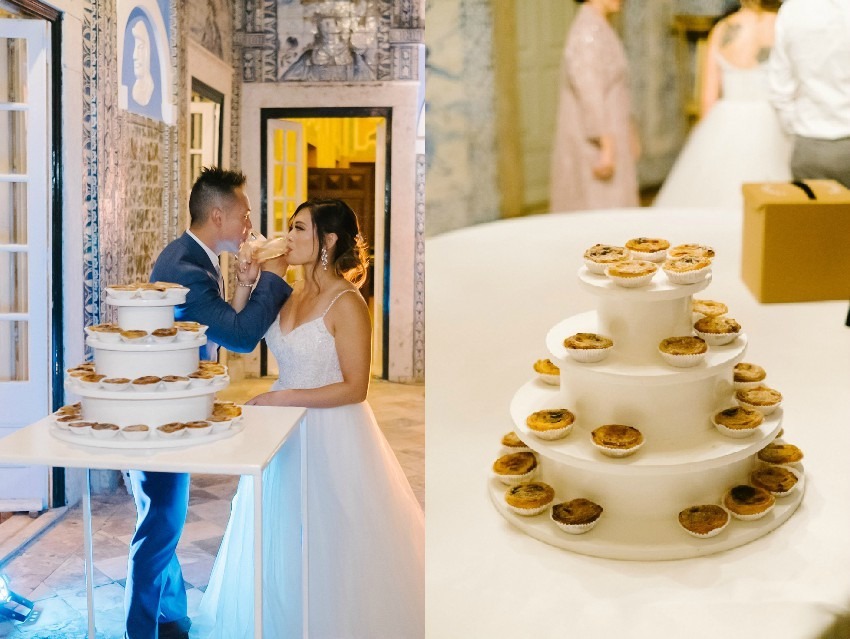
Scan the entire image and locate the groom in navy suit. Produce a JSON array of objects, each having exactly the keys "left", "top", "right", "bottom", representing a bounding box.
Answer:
[{"left": 124, "top": 167, "right": 291, "bottom": 639}]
